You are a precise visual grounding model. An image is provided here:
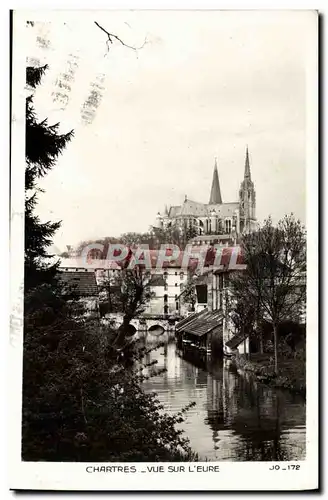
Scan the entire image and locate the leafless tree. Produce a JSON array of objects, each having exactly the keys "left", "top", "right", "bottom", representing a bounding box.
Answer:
[
  {"left": 94, "top": 21, "right": 148, "bottom": 54},
  {"left": 229, "top": 214, "right": 306, "bottom": 373}
]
